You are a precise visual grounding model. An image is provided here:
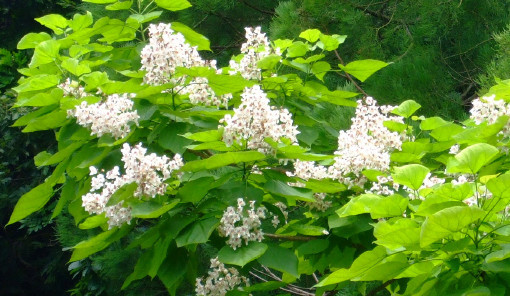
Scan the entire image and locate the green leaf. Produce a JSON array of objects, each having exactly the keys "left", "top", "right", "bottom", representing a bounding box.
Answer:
[
  {"left": 35, "top": 141, "right": 84, "bottom": 166},
  {"left": 487, "top": 174, "right": 510, "bottom": 199},
  {"left": 420, "top": 206, "right": 485, "bottom": 247},
  {"left": 35, "top": 14, "right": 68, "bottom": 34},
  {"left": 171, "top": 22, "right": 210, "bottom": 51},
  {"left": 17, "top": 32, "right": 52, "bottom": 49},
  {"left": 123, "top": 236, "right": 172, "bottom": 288},
  {"left": 155, "top": 0, "right": 191, "bottom": 11},
  {"left": 175, "top": 217, "right": 219, "bottom": 247},
  {"left": 299, "top": 29, "right": 321, "bottom": 42},
  {"left": 257, "top": 54, "right": 282, "bottom": 69},
  {"left": 79, "top": 214, "right": 108, "bottom": 229},
  {"left": 206, "top": 73, "right": 254, "bottom": 95},
  {"left": 22, "top": 110, "right": 68, "bottom": 132},
  {"left": 106, "top": 0, "right": 132, "bottom": 10},
  {"left": 158, "top": 123, "right": 193, "bottom": 154},
  {"left": 218, "top": 242, "right": 268, "bottom": 267},
  {"left": 183, "top": 130, "right": 222, "bottom": 142},
  {"left": 177, "top": 177, "right": 215, "bottom": 203},
  {"left": 420, "top": 117, "right": 449, "bottom": 130},
  {"left": 128, "top": 11, "right": 163, "bottom": 24},
  {"left": 15, "top": 88, "right": 63, "bottom": 107},
  {"left": 29, "top": 39, "right": 61, "bottom": 68},
  {"left": 70, "top": 12, "right": 93, "bottom": 31},
  {"left": 157, "top": 246, "right": 187, "bottom": 295},
  {"left": 446, "top": 143, "right": 499, "bottom": 174},
  {"left": 317, "top": 246, "right": 387, "bottom": 286},
  {"left": 14, "top": 74, "right": 60, "bottom": 94},
  {"left": 52, "top": 179, "right": 77, "bottom": 219},
  {"left": 485, "top": 245, "right": 510, "bottom": 263},
  {"left": 80, "top": 71, "right": 110, "bottom": 90},
  {"left": 430, "top": 123, "right": 464, "bottom": 141},
  {"left": 131, "top": 200, "right": 180, "bottom": 218},
  {"left": 391, "top": 100, "right": 422, "bottom": 118},
  {"left": 7, "top": 183, "right": 54, "bottom": 225},
  {"left": 264, "top": 180, "right": 315, "bottom": 202},
  {"left": 291, "top": 224, "right": 328, "bottom": 236},
  {"left": 296, "top": 239, "right": 329, "bottom": 255},
  {"left": 62, "top": 58, "right": 92, "bottom": 76},
  {"left": 339, "top": 59, "right": 388, "bottom": 82},
  {"left": 83, "top": 0, "right": 117, "bottom": 3},
  {"left": 311, "top": 61, "right": 331, "bottom": 81},
  {"left": 337, "top": 194, "right": 408, "bottom": 219},
  {"left": 287, "top": 41, "right": 309, "bottom": 57},
  {"left": 318, "top": 34, "right": 343, "bottom": 51},
  {"left": 70, "top": 226, "right": 131, "bottom": 261},
  {"left": 107, "top": 182, "right": 137, "bottom": 206},
  {"left": 181, "top": 151, "right": 265, "bottom": 172},
  {"left": 374, "top": 218, "right": 421, "bottom": 250},
  {"left": 392, "top": 164, "right": 430, "bottom": 190},
  {"left": 258, "top": 245, "right": 299, "bottom": 278}
]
